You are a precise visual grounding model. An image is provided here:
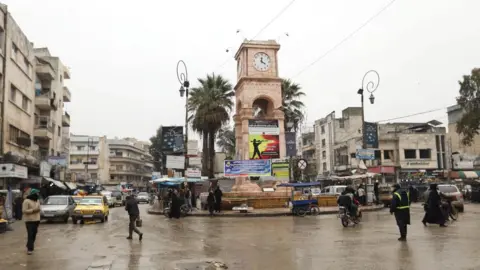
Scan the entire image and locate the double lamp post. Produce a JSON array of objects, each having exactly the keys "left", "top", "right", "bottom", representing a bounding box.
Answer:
[{"left": 176, "top": 60, "right": 190, "bottom": 178}]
